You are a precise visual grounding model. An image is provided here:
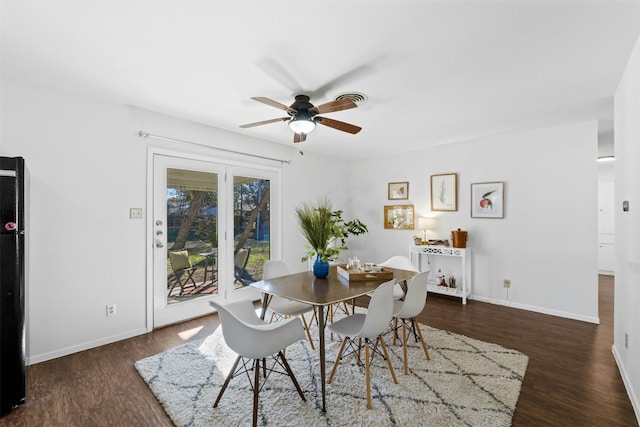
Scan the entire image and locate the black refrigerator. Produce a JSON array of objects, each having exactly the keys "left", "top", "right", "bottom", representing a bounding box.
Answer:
[{"left": 0, "top": 157, "right": 26, "bottom": 417}]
